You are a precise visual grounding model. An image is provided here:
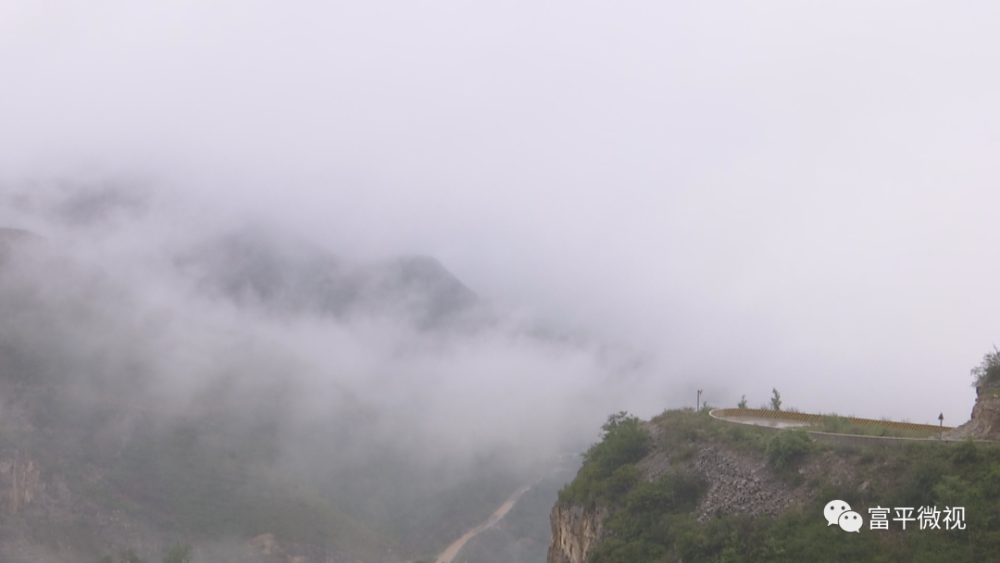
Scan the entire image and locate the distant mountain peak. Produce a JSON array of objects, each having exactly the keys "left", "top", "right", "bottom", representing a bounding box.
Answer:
[{"left": 178, "top": 230, "right": 480, "bottom": 329}]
